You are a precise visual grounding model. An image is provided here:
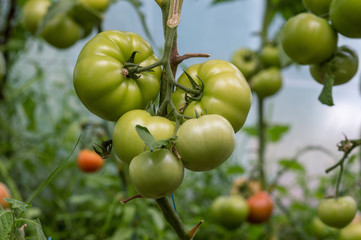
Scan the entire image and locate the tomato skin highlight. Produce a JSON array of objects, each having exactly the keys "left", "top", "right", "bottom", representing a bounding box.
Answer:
[
  {"left": 281, "top": 13, "right": 338, "bottom": 65},
  {"left": 129, "top": 149, "right": 184, "bottom": 199},
  {"left": 247, "top": 192, "right": 274, "bottom": 224},
  {"left": 317, "top": 196, "right": 357, "bottom": 228},
  {"left": 172, "top": 59, "right": 252, "bottom": 133},
  {"left": 73, "top": 30, "right": 162, "bottom": 121},
  {"left": 176, "top": 114, "right": 235, "bottom": 172},
  {"left": 112, "top": 110, "right": 175, "bottom": 165},
  {"left": 77, "top": 149, "right": 104, "bottom": 173},
  {"left": 330, "top": 0, "right": 361, "bottom": 38},
  {"left": 0, "top": 183, "right": 11, "bottom": 209}
]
